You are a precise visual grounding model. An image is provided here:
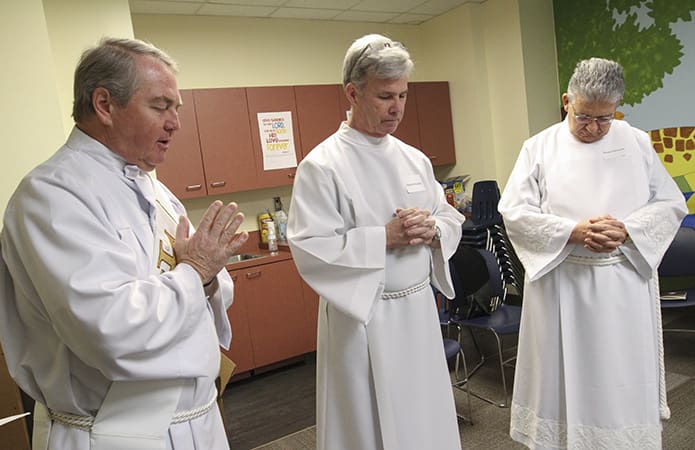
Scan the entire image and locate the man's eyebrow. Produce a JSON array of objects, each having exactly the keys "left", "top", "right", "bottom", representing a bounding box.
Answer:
[{"left": 152, "top": 96, "right": 181, "bottom": 108}]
